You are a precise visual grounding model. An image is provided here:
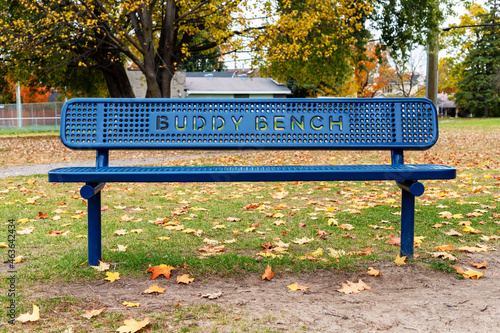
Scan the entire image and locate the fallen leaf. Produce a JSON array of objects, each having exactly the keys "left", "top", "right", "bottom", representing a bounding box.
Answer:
[
  {"left": 201, "top": 292, "right": 222, "bottom": 299},
  {"left": 457, "top": 245, "right": 488, "bottom": 253},
  {"left": 147, "top": 264, "right": 174, "bottom": 279},
  {"left": 394, "top": 254, "right": 407, "bottom": 266},
  {"left": 113, "top": 229, "right": 128, "bottom": 236},
  {"left": 429, "top": 252, "right": 458, "bottom": 261},
  {"left": 435, "top": 245, "right": 454, "bottom": 251},
  {"left": 116, "top": 317, "right": 150, "bottom": 333},
  {"left": 177, "top": 274, "right": 194, "bottom": 284},
  {"left": 198, "top": 246, "right": 225, "bottom": 253},
  {"left": 453, "top": 266, "right": 484, "bottom": 279},
  {"left": 262, "top": 265, "right": 275, "bottom": 281},
  {"left": 122, "top": 302, "right": 140, "bottom": 308},
  {"left": 443, "top": 229, "right": 463, "bottom": 237},
  {"left": 367, "top": 267, "right": 382, "bottom": 276},
  {"left": 385, "top": 235, "right": 401, "bottom": 245},
  {"left": 91, "top": 261, "right": 110, "bottom": 271},
  {"left": 142, "top": 284, "right": 166, "bottom": 294},
  {"left": 227, "top": 217, "right": 242, "bottom": 222},
  {"left": 287, "top": 282, "right": 309, "bottom": 291},
  {"left": 468, "top": 261, "right": 488, "bottom": 269},
  {"left": 292, "top": 237, "right": 315, "bottom": 245},
  {"left": 81, "top": 307, "right": 106, "bottom": 319},
  {"left": 104, "top": 272, "right": 120, "bottom": 282},
  {"left": 16, "top": 304, "right": 40, "bottom": 323},
  {"left": 337, "top": 279, "right": 372, "bottom": 294},
  {"left": 340, "top": 224, "right": 355, "bottom": 230}
]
